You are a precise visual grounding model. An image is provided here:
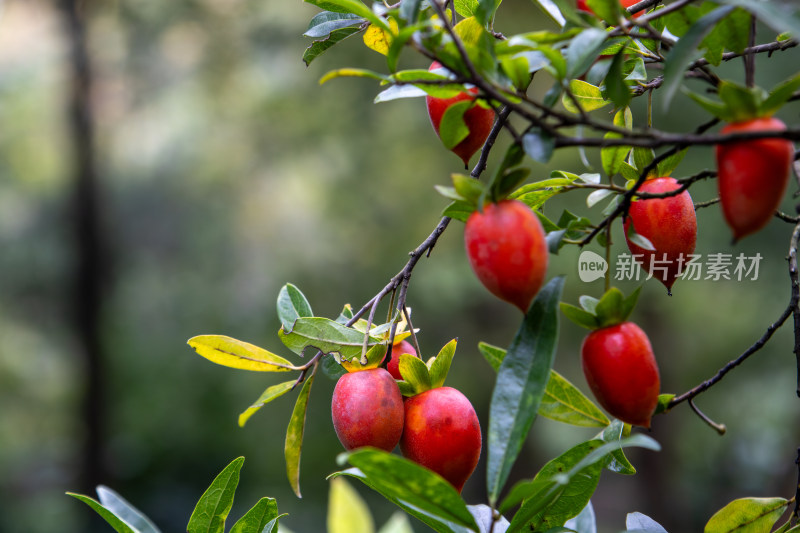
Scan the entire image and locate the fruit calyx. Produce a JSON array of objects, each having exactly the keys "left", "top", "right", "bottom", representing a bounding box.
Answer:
[
  {"left": 687, "top": 75, "right": 800, "bottom": 124},
  {"left": 560, "top": 286, "right": 641, "bottom": 330},
  {"left": 395, "top": 338, "right": 457, "bottom": 396}
]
